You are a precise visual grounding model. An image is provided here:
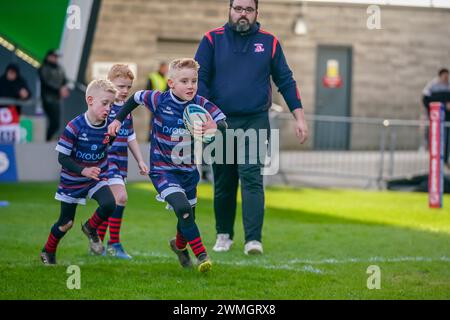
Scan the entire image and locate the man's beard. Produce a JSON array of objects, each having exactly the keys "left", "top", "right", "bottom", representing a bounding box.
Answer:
[{"left": 229, "top": 16, "right": 255, "bottom": 33}]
